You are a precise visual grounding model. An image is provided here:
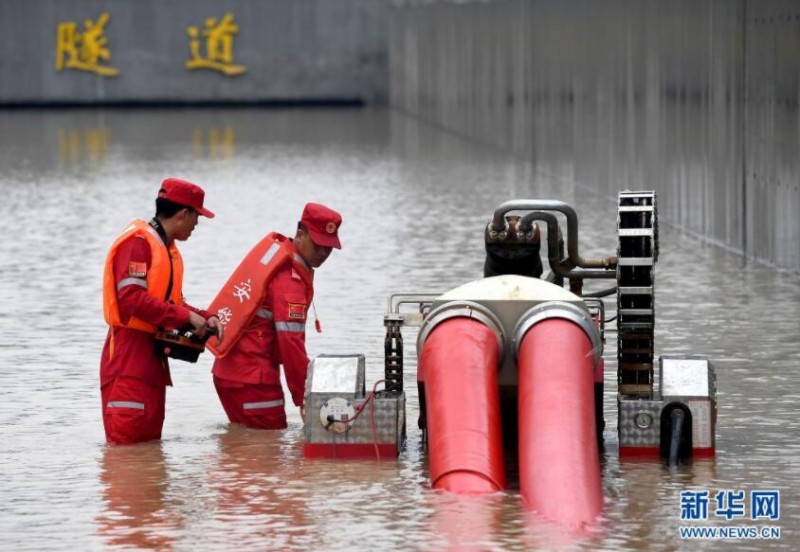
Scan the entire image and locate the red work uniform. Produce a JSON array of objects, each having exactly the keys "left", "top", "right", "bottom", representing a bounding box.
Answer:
[
  {"left": 212, "top": 239, "right": 314, "bottom": 429},
  {"left": 100, "top": 221, "right": 210, "bottom": 444}
]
